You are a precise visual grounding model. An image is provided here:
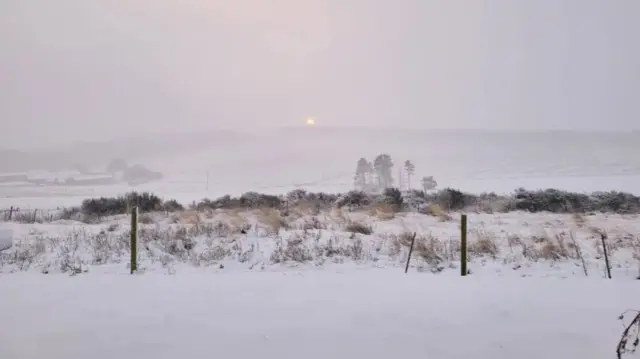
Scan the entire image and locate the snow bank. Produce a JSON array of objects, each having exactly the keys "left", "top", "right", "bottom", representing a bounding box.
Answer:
[{"left": 0, "top": 271, "right": 636, "bottom": 359}]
